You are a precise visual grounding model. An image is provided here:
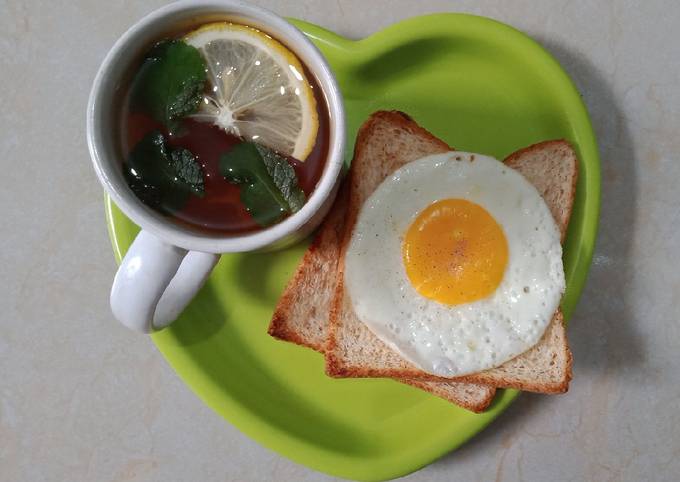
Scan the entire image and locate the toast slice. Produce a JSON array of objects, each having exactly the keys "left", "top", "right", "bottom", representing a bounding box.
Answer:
[
  {"left": 325, "top": 112, "right": 578, "bottom": 394},
  {"left": 269, "top": 114, "right": 497, "bottom": 413}
]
